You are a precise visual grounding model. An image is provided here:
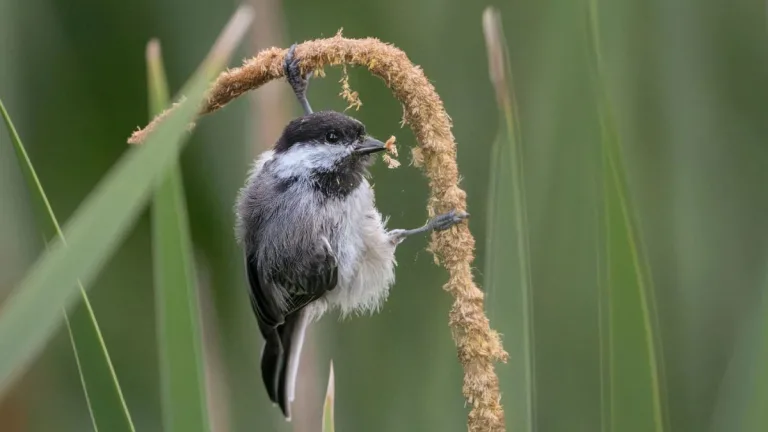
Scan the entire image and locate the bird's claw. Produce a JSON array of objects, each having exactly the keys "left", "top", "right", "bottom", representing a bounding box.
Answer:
[
  {"left": 284, "top": 44, "right": 311, "bottom": 99},
  {"left": 429, "top": 210, "right": 469, "bottom": 232},
  {"left": 387, "top": 209, "right": 468, "bottom": 245}
]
